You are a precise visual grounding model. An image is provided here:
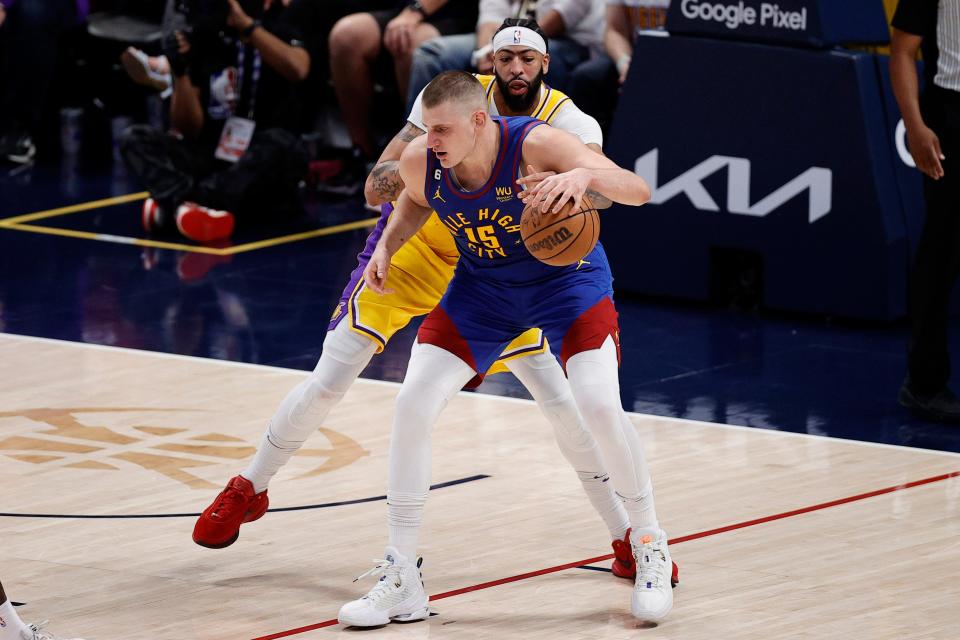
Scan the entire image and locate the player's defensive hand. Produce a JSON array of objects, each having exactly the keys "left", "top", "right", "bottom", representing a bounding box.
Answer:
[
  {"left": 363, "top": 245, "right": 395, "bottom": 295},
  {"left": 908, "top": 123, "right": 946, "bottom": 180},
  {"left": 518, "top": 165, "right": 589, "bottom": 214}
]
